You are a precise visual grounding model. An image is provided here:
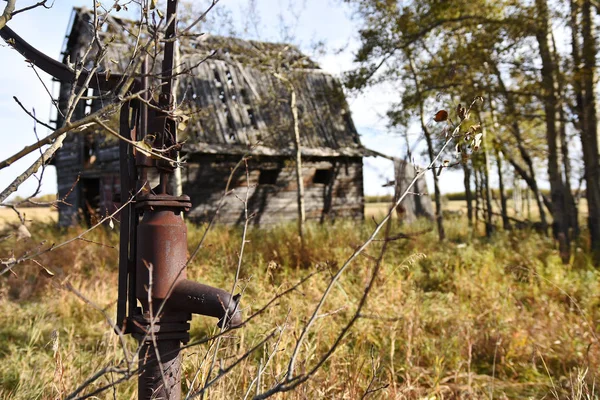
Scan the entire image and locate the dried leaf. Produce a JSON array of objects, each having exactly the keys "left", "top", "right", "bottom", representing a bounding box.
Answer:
[
  {"left": 472, "top": 133, "right": 483, "bottom": 151},
  {"left": 434, "top": 110, "right": 448, "bottom": 122},
  {"left": 135, "top": 139, "right": 153, "bottom": 157},
  {"left": 174, "top": 110, "right": 190, "bottom": 132},
  {"left": 108, "top": 218, "right": 114, "bottom": 230},
  {"left": 16, "top": 224, "right": 31, "bottom": 240},
  {"left": 469, "top": 124, "right": 482, "bottom": 134},
  {"left": 40, "top": 265, "right": 55, "bottom": 277},
  {"left": 32, "top": 259, "right": 55, "bottom": 277},
  {"left": 456, "top": 104, "right": 469, "bottom": 121}
]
